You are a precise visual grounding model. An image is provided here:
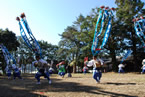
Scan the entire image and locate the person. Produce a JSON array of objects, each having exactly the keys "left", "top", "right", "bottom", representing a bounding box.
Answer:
[
  {"left": 84, "top": 55, "right": 103, "bottom": 83},
  {"left": 56, "top": 61, "right": 66, "bottom": 78},
  {"left": 82, "top": 65, "right": 88, "bottom": 74},
  {"left": 5, "top": 65, "right": 12, "bottom": 79},
  {"left": 12, "top": 64, "right": 23, "bottom": 80},
  {"left": 49, "top": 60, "right": 54, "bottom": 75},
  {"left": 49, "top": 67, "right": 54, "bottom": 75},
  {"left": 32, "top": 55, "right": 51, "bottom": 84},
  {"left": 66, "top": 64, "right": 72, "bottom": 77},
  {"left": 141, "top": 59, "right": 145, "bottom": 74},
  {"left": 118, "top": 63, "right": 125, "bottom": 73}
]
